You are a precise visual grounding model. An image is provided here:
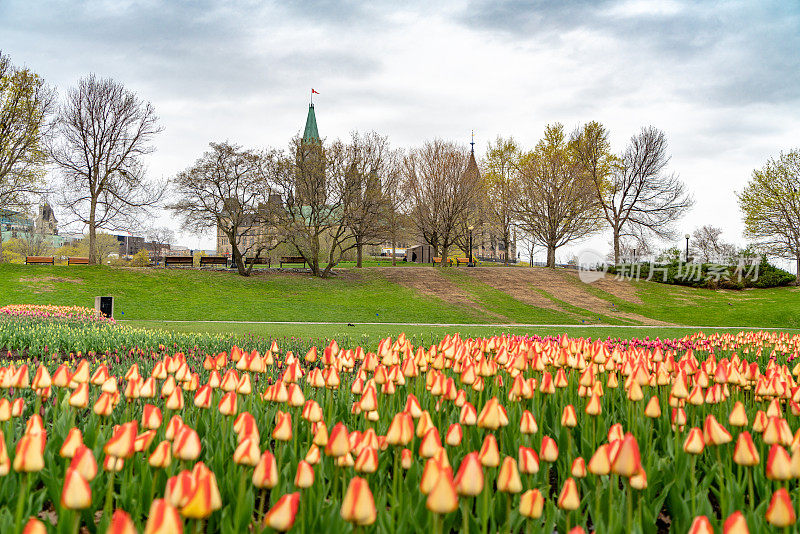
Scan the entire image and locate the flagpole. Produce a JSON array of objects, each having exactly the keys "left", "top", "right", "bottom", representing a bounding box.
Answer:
[{"left": 310, "top": 88, "right": 313, "bottom": 106}]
